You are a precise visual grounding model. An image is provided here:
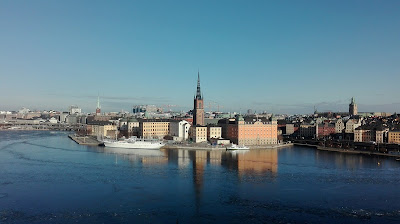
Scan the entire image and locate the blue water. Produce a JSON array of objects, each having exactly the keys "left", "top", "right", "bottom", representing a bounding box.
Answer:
[{"left": 1, "top": 131, "right": 400, "bottom": 223}]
